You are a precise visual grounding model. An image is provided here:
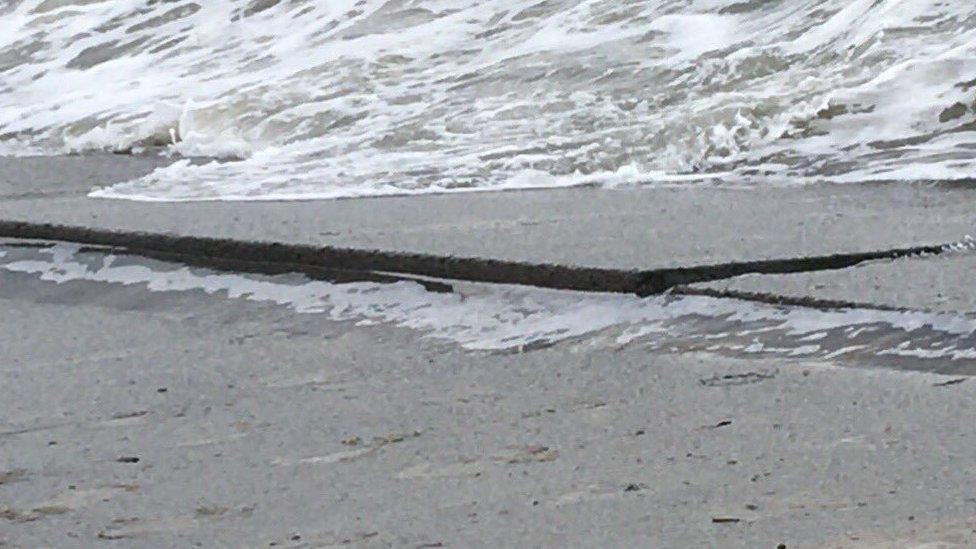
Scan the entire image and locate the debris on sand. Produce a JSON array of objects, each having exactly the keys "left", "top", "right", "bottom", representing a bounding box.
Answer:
[
  {"left": 496, "top": 445, "right": 559, "bottom": 464},
  {"left": 700, "top": 372, "right": 776, "bottom": 387},
  {"left": 933, "top": 378, "right": 967, "bottom": 387},
  {"left": 0, "top": 507, "right": 39, "bottom": 523},
  {"left": 195, "top": 506, "right": 230, "bottom": 518},
  {"left": 32, "top": 505, "right": 70, "bottom": 516},
  {"left": 0, "top": 469, "right": 27, "bottom": 485}
]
